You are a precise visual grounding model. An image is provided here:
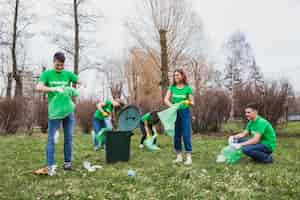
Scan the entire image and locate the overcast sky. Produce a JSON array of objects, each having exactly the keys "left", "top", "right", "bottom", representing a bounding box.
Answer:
[{"left": 28, "top": 0, "right": 300, "bottom": 94}]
